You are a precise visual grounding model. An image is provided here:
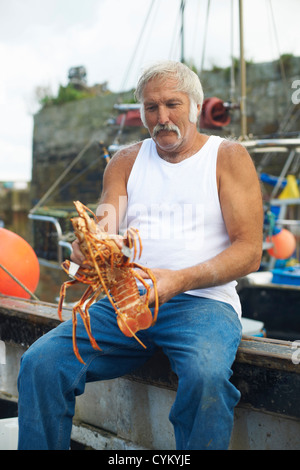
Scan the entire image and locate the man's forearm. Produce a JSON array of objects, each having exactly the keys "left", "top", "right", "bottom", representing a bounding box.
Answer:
[
  {"left": 145, "top": 240, "right": 262, "bottom": 307},
  {"left": 176, "top": 240, "right": 262, "bottom": 293}
]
